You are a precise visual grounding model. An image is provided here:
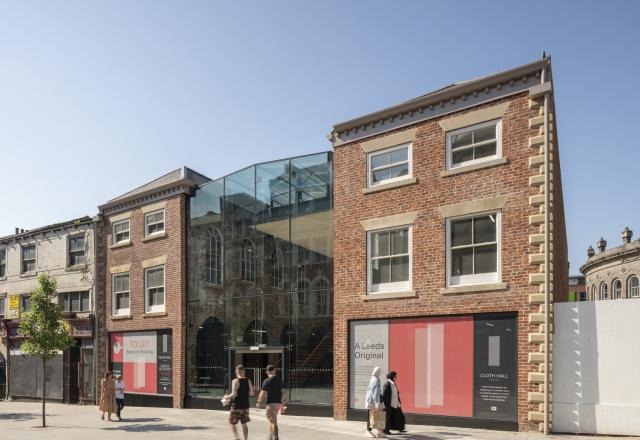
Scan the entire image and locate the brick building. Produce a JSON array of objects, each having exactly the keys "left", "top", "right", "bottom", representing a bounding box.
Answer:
[
  {"left": 329, "top": 58, "right": 567, "bottom": 431},
  {"left": 98, "top": 167, "right": 210, "bottom": 408}
]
